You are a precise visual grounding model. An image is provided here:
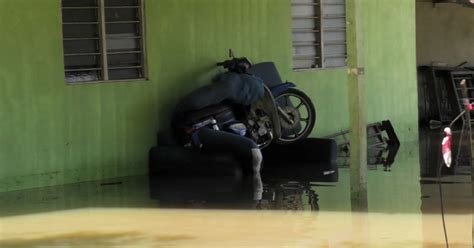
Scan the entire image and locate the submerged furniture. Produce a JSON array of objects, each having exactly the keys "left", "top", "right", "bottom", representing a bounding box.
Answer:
[
  {"left": 149, "top": 136, "right": 338, "bottom": 210},
  {"left": 149, "top": 170, "right": 334, "bottom": 210},
  {"left": 261, "top": 138, "right": 338, "bottom": 182},
  {"left": 149, "top": 132, "right": 338, "bottom": 178}
]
